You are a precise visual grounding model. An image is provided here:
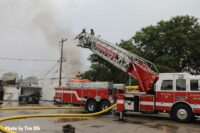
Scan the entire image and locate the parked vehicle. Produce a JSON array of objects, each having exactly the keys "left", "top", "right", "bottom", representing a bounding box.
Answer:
[
  {"left": 75, "top": 30, "right": 200, "bottom": 122},
  {"left": 54, "top": 82, "right": 124, "bottom": 112},
  {"left": 19, "top": 92, "right": 41, "bottom": 104}
]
